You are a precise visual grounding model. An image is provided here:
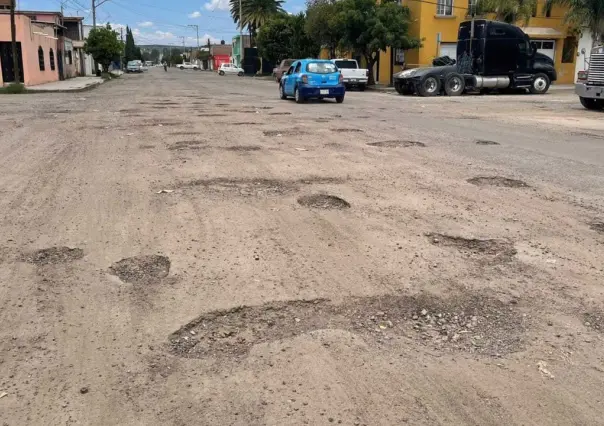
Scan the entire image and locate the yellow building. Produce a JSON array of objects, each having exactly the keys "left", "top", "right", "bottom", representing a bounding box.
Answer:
[{"left": 371, "top": 0, "right": 578, "bottom": 85}]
